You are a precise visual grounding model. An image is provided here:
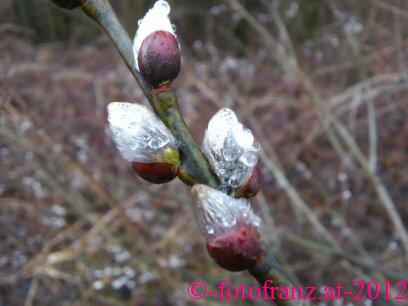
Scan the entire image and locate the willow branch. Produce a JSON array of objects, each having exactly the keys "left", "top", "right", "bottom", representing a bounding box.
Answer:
[
  {"left": 52, "top": 1, "right": 295, "bottom": 303},
  {"left": 249, "top": 251, "right": 297, "bottom": 306},
  {"left": 80, "top": 0, "right": 218, "bottom": 186},
  {"left": 82, "top": 0, "right": 151, "bottom": 96}
]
